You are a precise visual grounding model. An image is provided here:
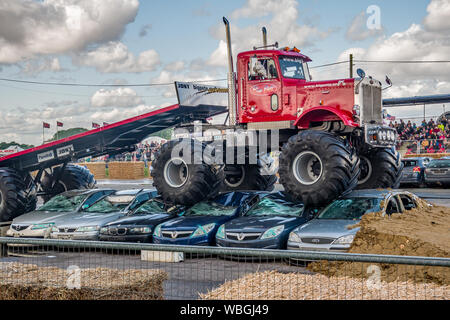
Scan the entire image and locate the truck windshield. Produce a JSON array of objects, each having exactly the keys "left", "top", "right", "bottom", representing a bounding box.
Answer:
[
  {"left": 279, "top": 57, "right": 305, "bottom": 79},
  {"left": 317, "top": 198, "right": 381, "bottom": 220},
  {"left": 37, "top": 193, "right": 87, "bottom": 212}
]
